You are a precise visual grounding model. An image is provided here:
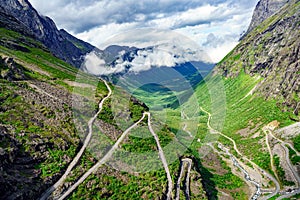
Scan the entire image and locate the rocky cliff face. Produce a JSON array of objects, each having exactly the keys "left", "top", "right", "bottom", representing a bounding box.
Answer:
[
  {"left": 0, "top": 0, "right": 95, "bottom": 68},
  {"left": 246, "top": 0, "right": 290, "bottom": 34},
  {"left": 215, "top": 0, "right": 300, "bottom": 116},
  {"left": 0, "top": 8, "right": 34, "bottom": 38}
]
